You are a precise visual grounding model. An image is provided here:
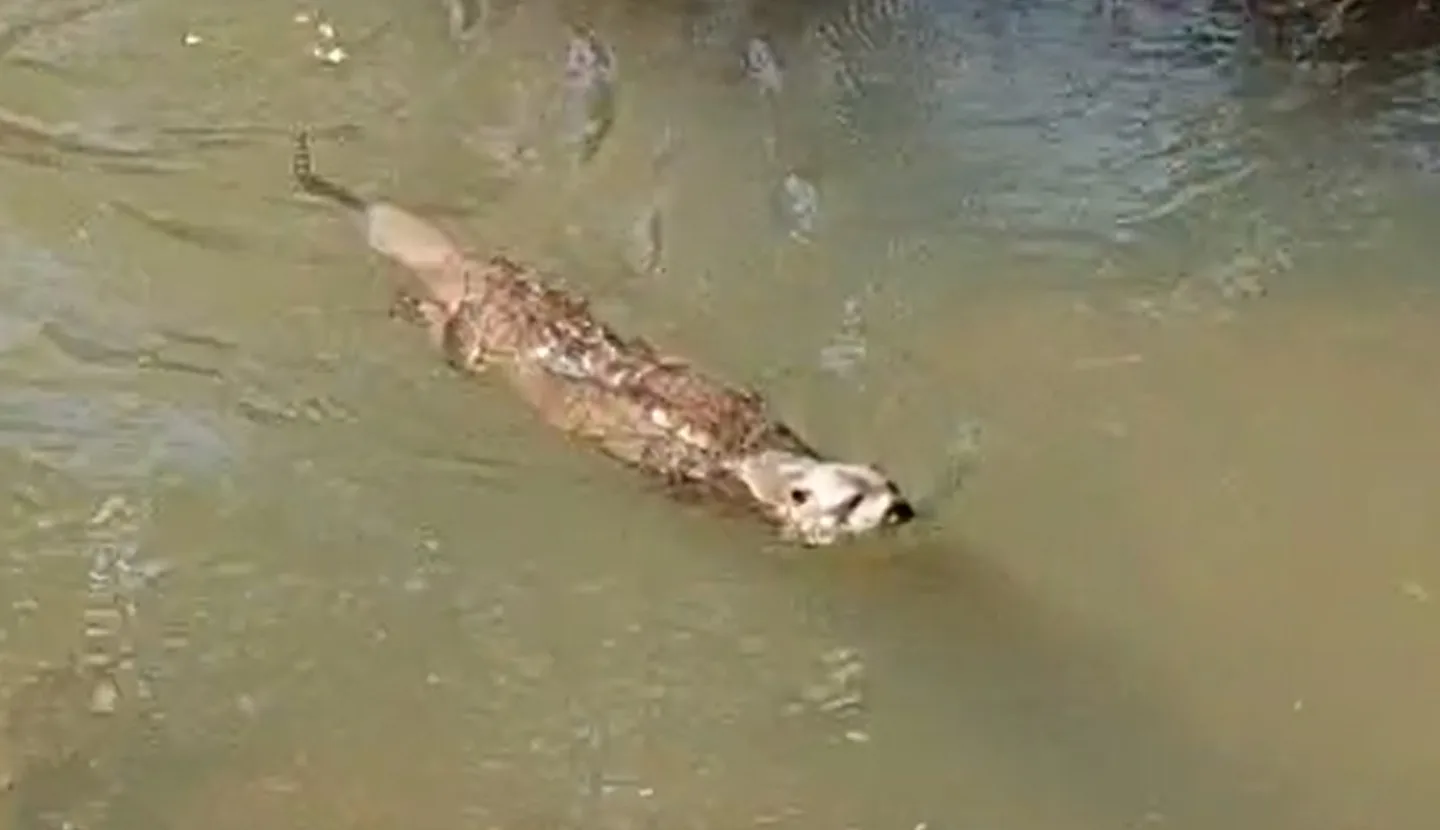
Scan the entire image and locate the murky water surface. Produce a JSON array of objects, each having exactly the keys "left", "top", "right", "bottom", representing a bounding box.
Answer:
[{"left": 3, "top": 0, "right": 1439, "bottom": 828}]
